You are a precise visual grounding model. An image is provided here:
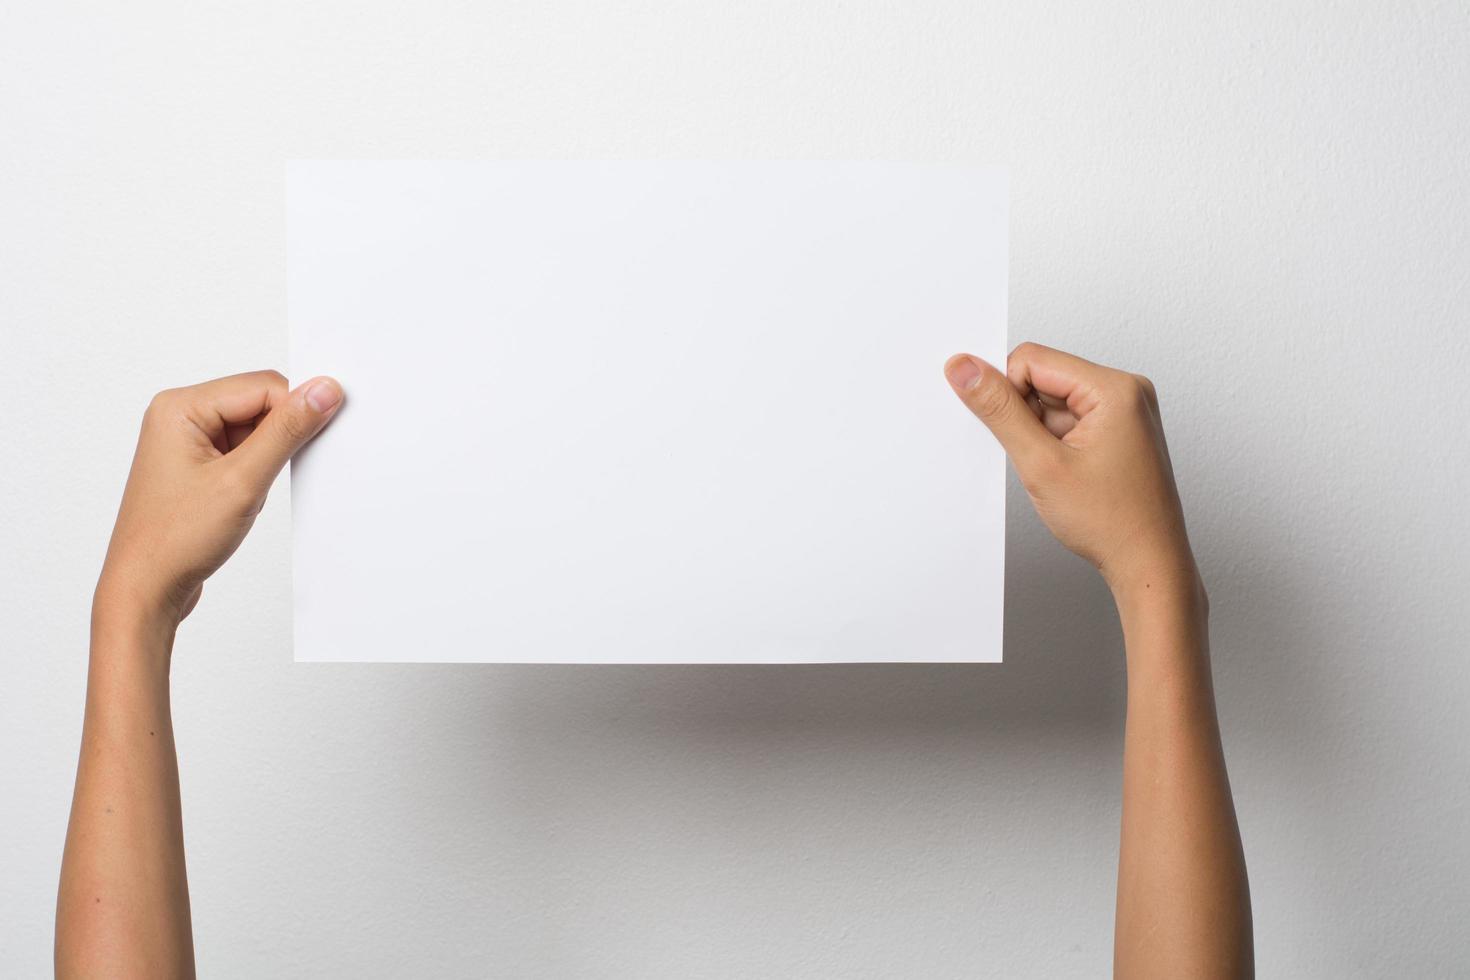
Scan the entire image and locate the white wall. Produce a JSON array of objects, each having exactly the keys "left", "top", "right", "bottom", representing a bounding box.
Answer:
[{"left": 3, "top": 2, "right": 1467, "bottom": 976}]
